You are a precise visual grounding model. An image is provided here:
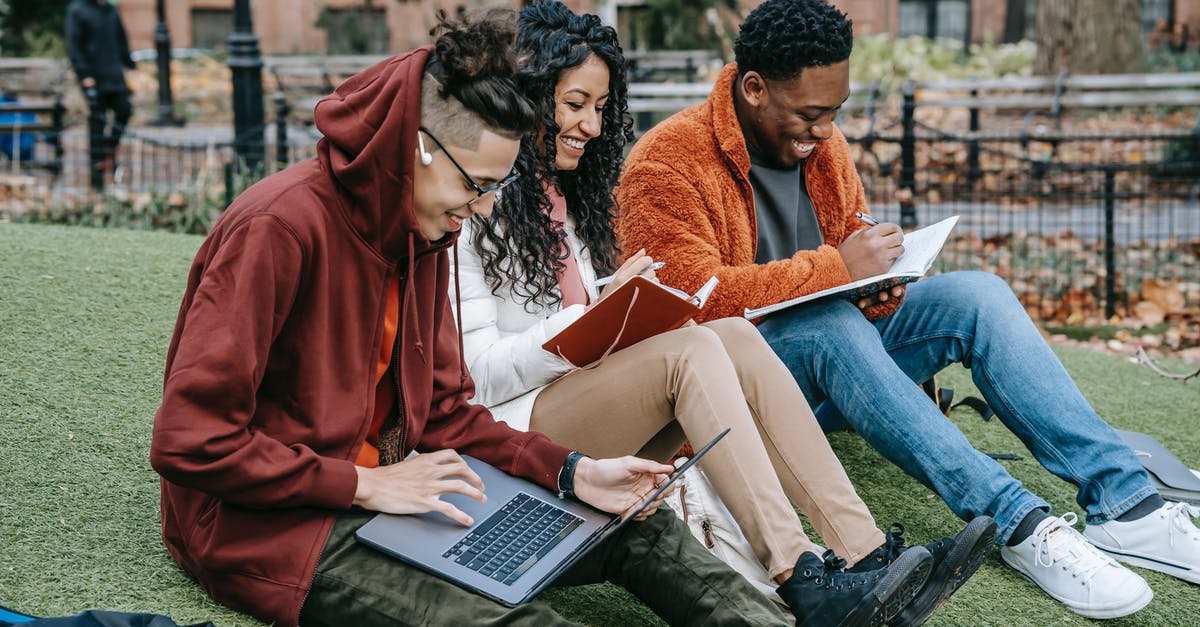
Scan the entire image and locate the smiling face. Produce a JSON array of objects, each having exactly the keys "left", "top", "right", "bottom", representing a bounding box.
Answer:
[
  {"left": 552, "top": 54, "right": 610, "bottom": 171},
  {"left": 735, "top": 60, "right": 850, "bottom": 169},
  {"left": 411, "top": 129, "right": 520, "bottom": 242}
]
